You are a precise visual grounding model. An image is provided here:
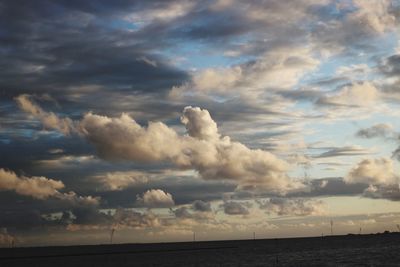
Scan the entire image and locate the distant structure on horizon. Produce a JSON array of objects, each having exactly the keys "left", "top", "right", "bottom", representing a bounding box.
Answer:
[
  {"left": 110, "top": 228, "right": 115, "bottom": 244},
  {"left": 330, "top": 220, "right": 333, "bottom": 236}
]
